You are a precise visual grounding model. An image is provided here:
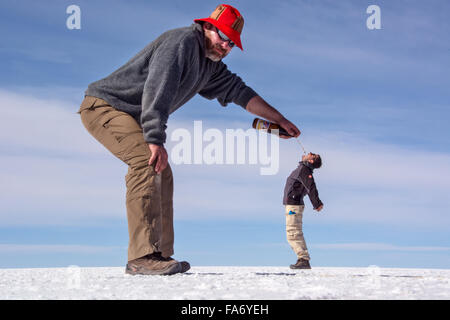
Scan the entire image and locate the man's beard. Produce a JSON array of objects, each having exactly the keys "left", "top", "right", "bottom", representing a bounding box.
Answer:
[{"left": 204, "top": 37, "right": 228, "bottom": 62}]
